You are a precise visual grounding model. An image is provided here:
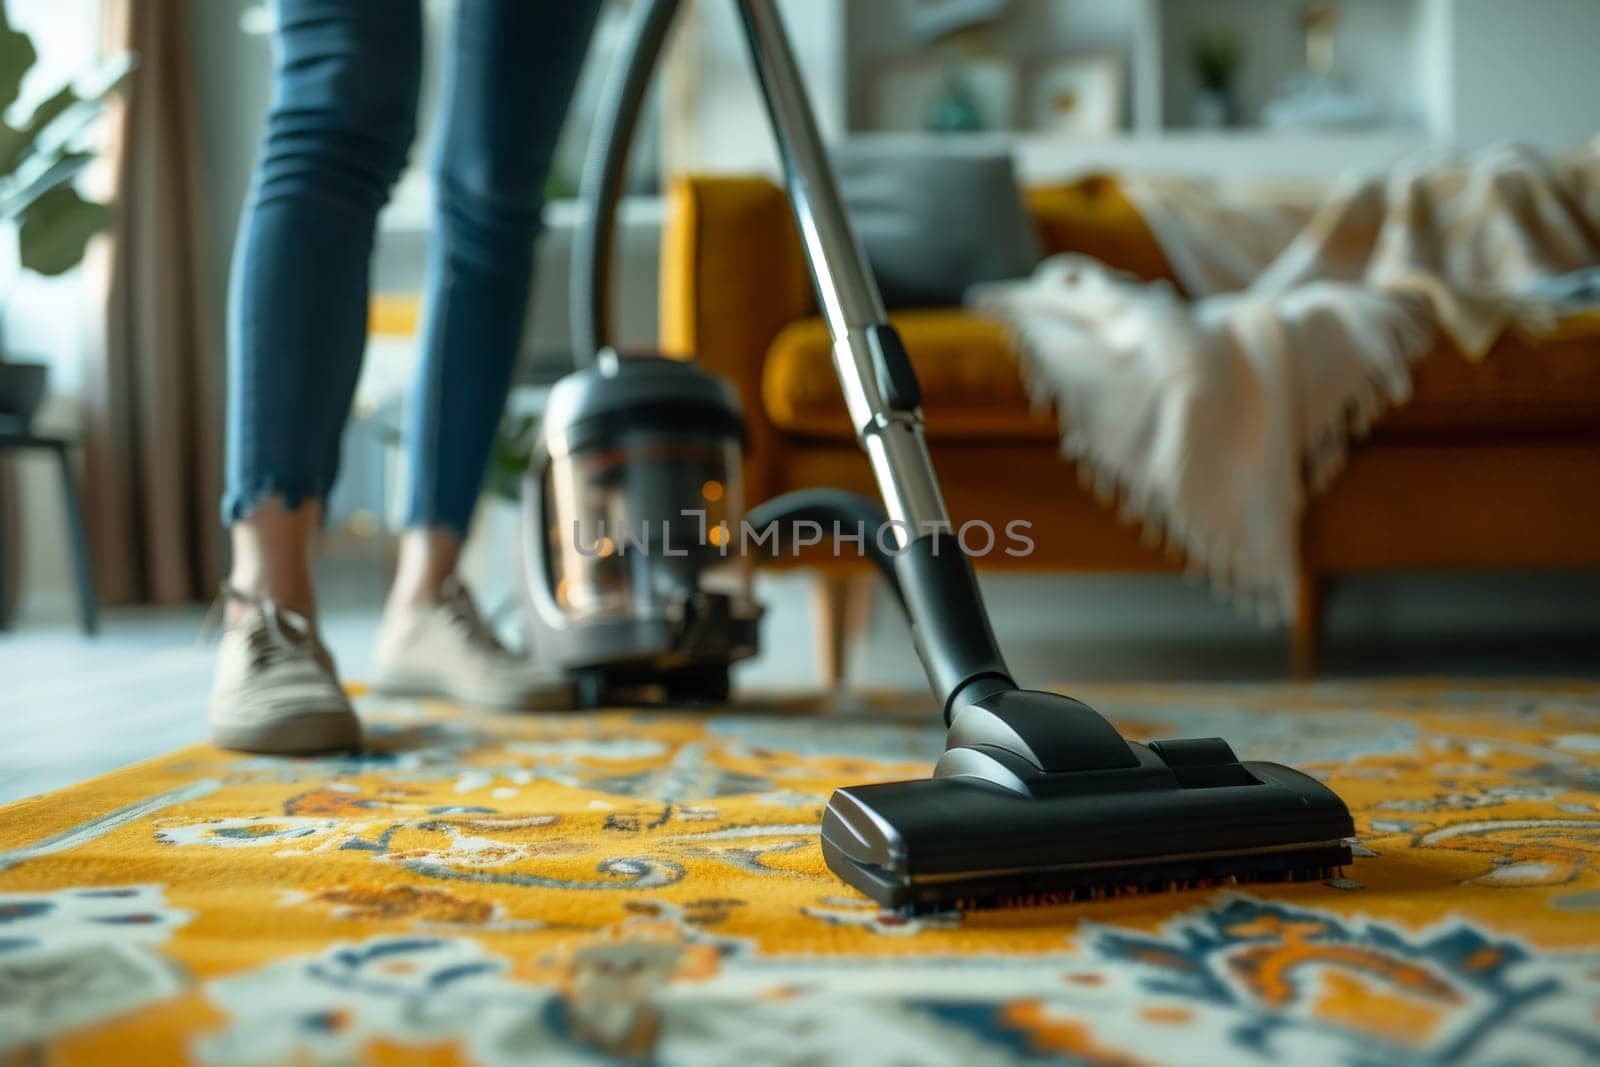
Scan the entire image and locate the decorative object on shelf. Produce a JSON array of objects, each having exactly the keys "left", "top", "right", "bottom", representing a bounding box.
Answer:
[
  {"left": 871, "top": 55, "right": 1017, "bottom": 134},
  {"left": 867, "top": 0, "right": 1015, "bottom": 134},
  {"left": 0, "top": 7, "right": 133, "bottom": 429},
  {"left": 1023, "top": 53, "right": 1121, "bottom": 138},
  {"left": 1304, "top": 1, "right": 1336, "bottom": 75},
  {"left": 1189, "top": 28, "right": 1243, "bottom": 130},
  {"left": 924, "top": 66, "right": 985, "bottom": 133},
  {"left": 1262, "top": 2, "right": 1379, "bottom": 130}
]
